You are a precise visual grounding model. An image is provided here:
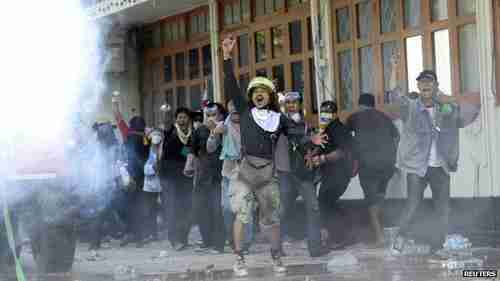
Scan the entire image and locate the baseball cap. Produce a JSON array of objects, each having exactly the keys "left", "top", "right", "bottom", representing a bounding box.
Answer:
[{"left": 416, "top": 70, "right": 438, "bottom": 82}]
